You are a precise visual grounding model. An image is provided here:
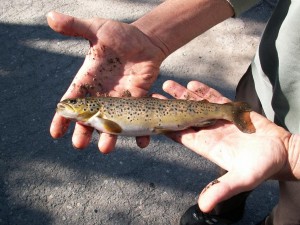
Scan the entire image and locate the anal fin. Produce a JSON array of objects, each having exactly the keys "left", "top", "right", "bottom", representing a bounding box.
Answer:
[{"left": 193, "top": 119, "right": 216, "bottom": 128}]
